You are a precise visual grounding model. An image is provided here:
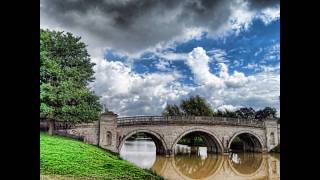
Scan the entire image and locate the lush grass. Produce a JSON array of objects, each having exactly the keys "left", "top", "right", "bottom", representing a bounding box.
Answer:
[{"left": 40, "top": 132, "right": 163, "bottom": 180}]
